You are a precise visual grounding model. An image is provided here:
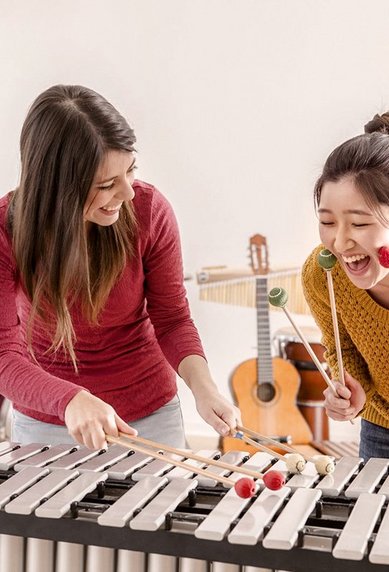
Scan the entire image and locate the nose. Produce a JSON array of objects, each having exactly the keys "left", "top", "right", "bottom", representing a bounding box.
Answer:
[
  {"left": 116, "top": 180, "right": 135, "bottom": 201},
  {"left": 333, "top": 226, "right": 355, "bottom": 252},
  {"left": 126, "top": 182, "right": 135, "bottom": 201}
]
